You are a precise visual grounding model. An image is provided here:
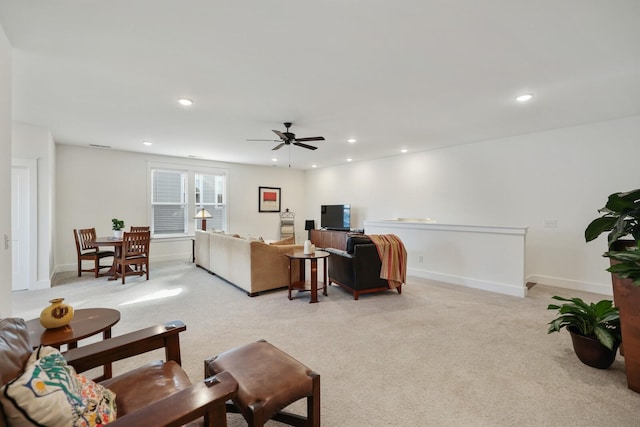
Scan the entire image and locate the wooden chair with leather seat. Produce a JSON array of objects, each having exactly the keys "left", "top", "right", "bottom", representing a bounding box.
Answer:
[
  {"left": 74, "top": 228, "right": 115, "bottom": 278},
  {"left": 0, "top": 318, "right": 238, "bottom": 427},
  {"left": 114, "top": 230, "right": 151, "bottom": 284},
  {"left": 129, "top": 226, "right": 150, "bottom": 271}
]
